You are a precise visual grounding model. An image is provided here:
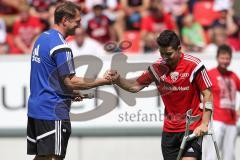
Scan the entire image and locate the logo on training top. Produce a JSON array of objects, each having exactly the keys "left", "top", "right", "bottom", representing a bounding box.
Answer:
[
  {"left": 170, "top": 71, "right": 179, "bottom": 82},
  {"left": 180, "top": 73, "right": 189, "bottom": 79},
  {"left": 160, "top": 74, "right": 166, "bottom": 81},
  {"left": 32, "top": 44, "right": 41, "bottom": 63}
]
